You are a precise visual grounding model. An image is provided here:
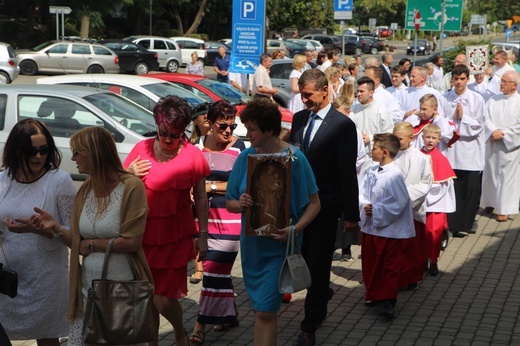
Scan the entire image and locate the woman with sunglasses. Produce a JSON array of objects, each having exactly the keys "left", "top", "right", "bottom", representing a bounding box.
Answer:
[
  {"left": 124, "top": 95, "right": 210, "bottom": 346},
  {"left": 189, "top": 100, "right": 245, "bottom": 345},
  {"left": 0, "top": 119, "right": 76, "bottom": 346}
]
